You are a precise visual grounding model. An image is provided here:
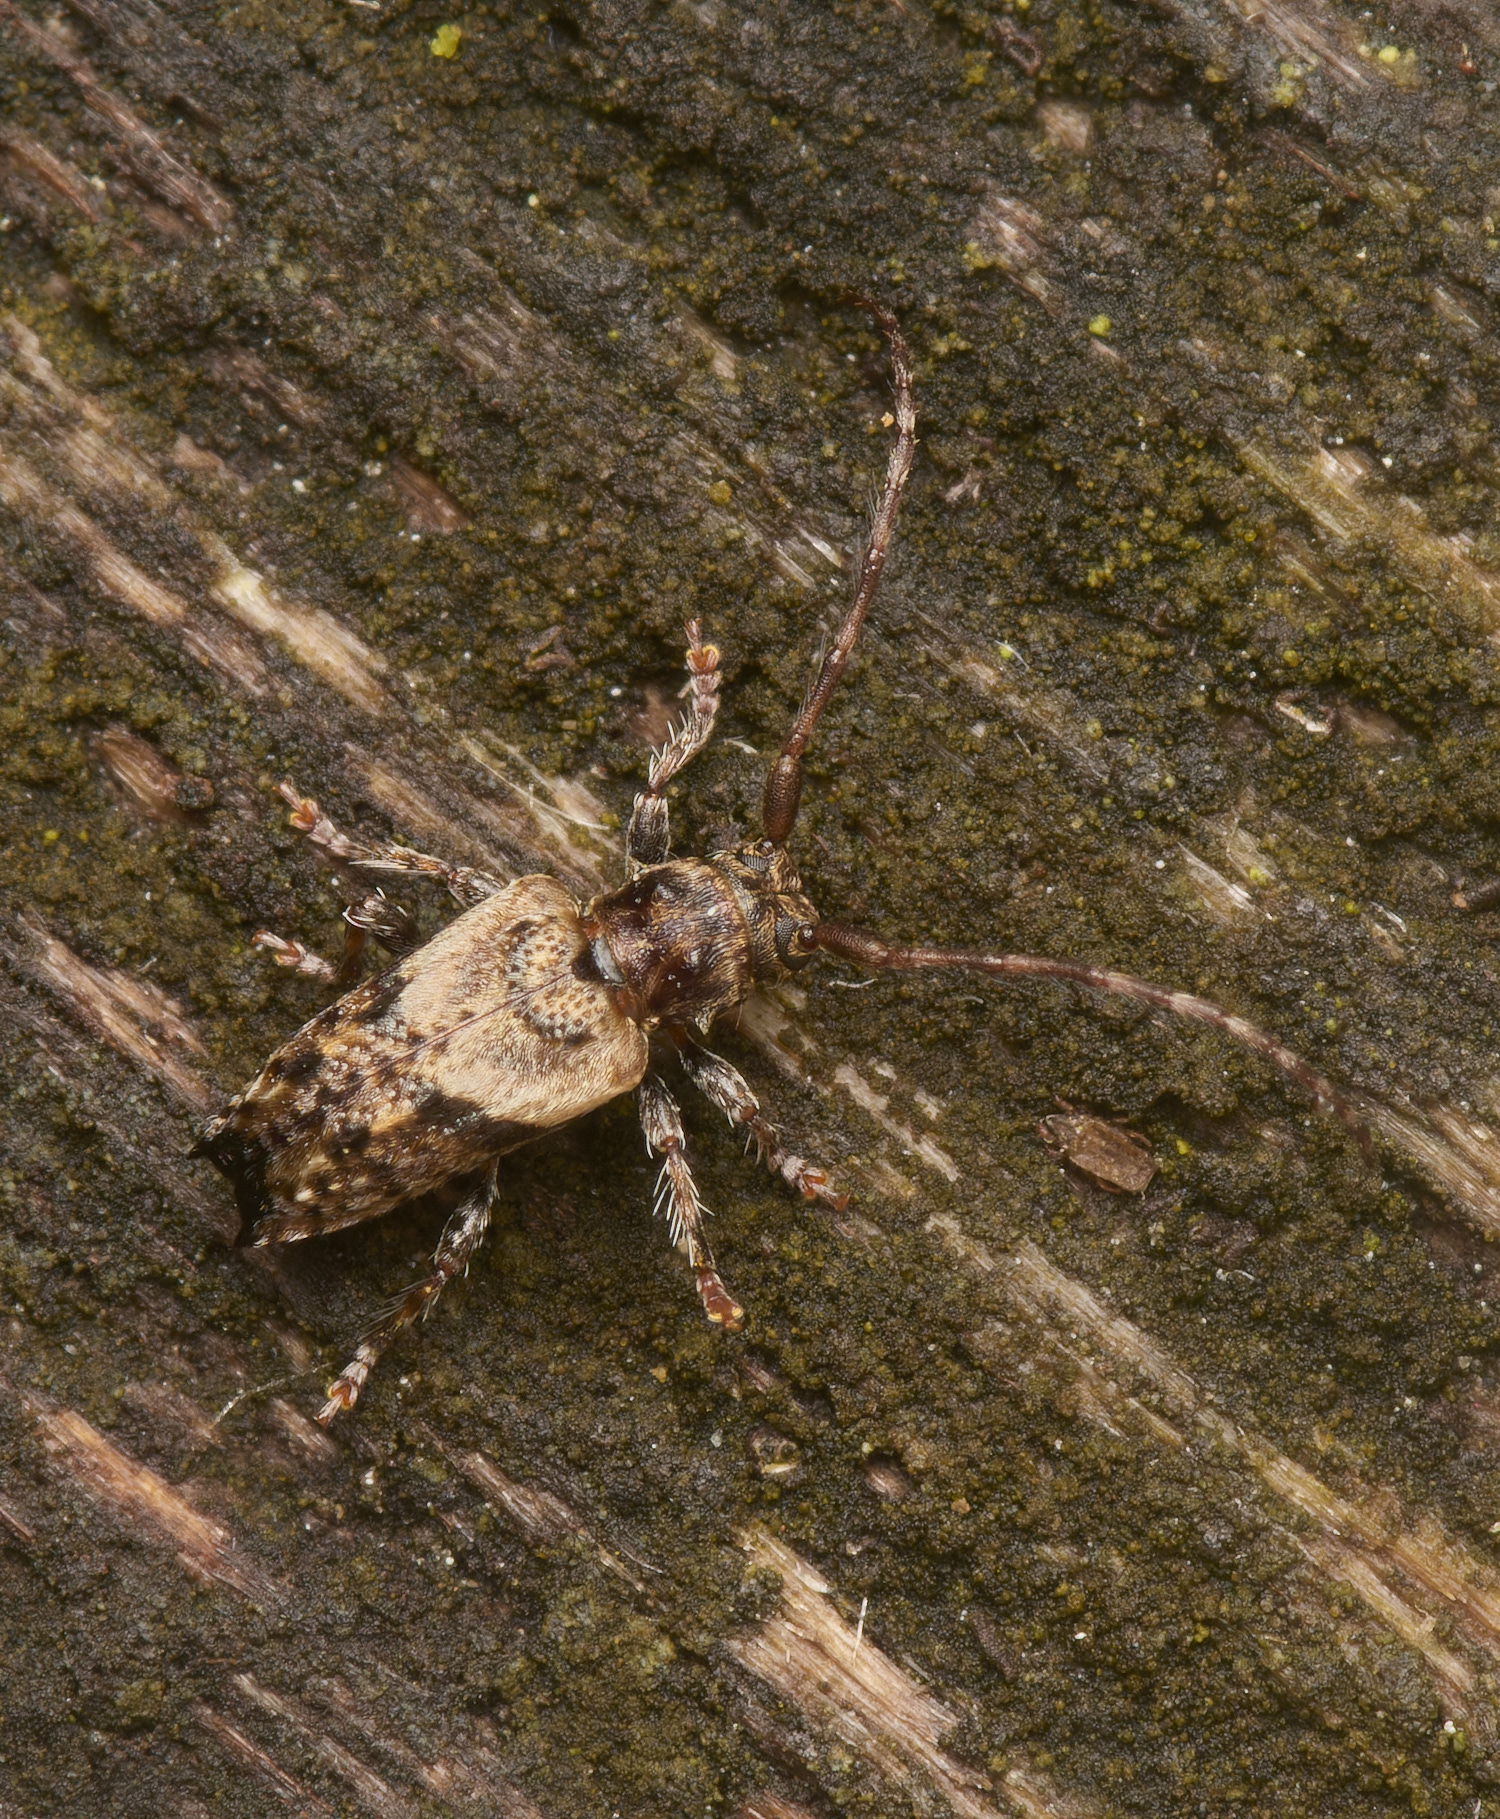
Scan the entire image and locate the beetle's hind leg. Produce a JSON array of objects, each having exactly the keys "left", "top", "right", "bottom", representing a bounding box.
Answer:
[
  {"left": 671, "top": 1028, "right": 849, "bottom": 1213},
  {"left": 637, "top": 1074, "right": 744, "bottom": 1330},
  {"left": 279, "top": 780, "right": 504, "bottom": 908},
  {"left": 318, "top": 1162, "right": 498, "bottom": 1424},
  {"left": 341, "top": 889, "right": 418, "bottom": 968}
]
